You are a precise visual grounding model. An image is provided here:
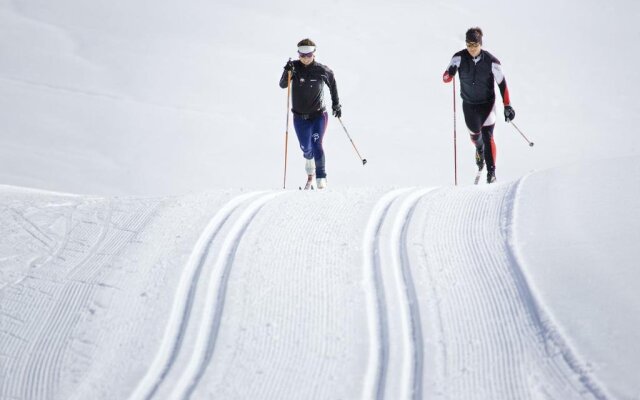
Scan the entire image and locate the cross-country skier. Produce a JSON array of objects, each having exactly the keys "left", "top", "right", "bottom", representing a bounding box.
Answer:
[
  {"left": 442, "top": 27, "right": 515, "bottom": 184},
  {"left": 279, "top": 38, "right": 341, "bottom": 190}
]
